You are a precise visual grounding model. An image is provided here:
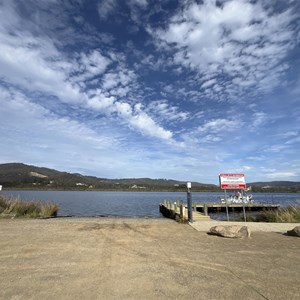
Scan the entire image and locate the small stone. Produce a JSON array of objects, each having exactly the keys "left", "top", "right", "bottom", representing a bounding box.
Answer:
[
  {"left": 209, "top": 225, "right": 251, "bottom": 238},
  {"left": 286, "top": 226, "right": 300, "bottom": 237}
]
